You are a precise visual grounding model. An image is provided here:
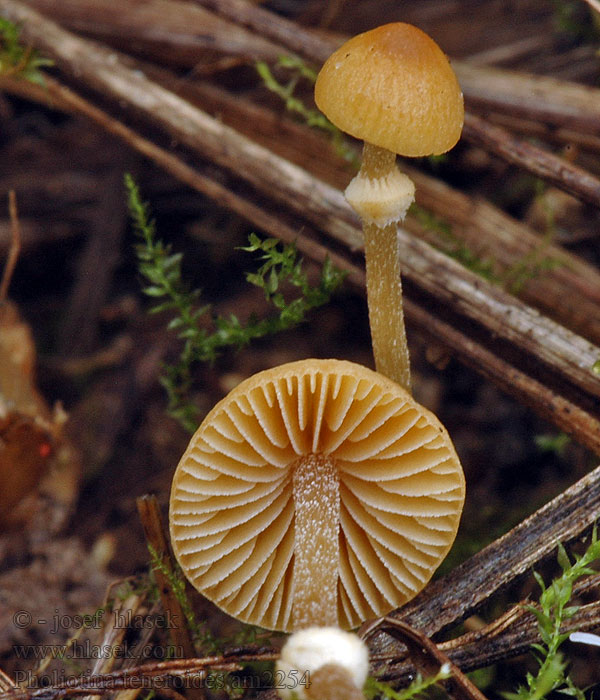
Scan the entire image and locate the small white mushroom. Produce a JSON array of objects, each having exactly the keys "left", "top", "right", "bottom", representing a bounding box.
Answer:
[{"left": 276, "top": 626, "right": 369, "bottom": 700}]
